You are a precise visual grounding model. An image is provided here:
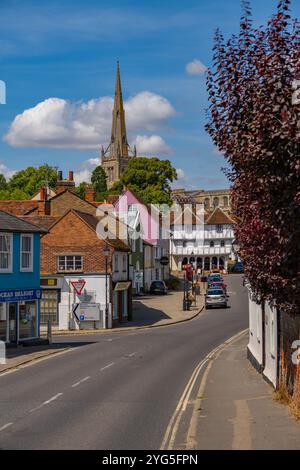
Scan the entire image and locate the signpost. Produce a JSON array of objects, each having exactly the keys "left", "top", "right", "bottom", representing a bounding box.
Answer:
[{"left": 70, "top": 280, "right": 86, "bottom": 296}]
